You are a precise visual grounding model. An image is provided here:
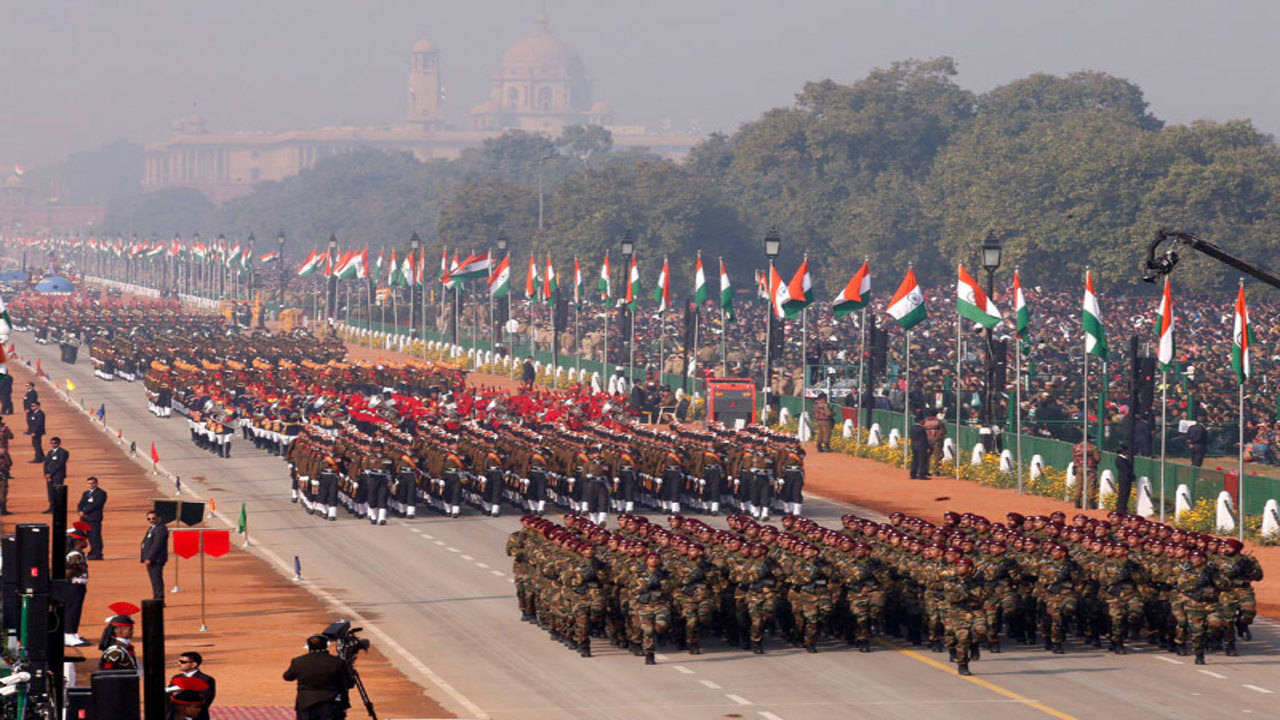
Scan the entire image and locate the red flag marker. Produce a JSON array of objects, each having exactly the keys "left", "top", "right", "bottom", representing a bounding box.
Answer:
[{"left": 150, "top": 442, "right": 160, "bottom": 464}]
